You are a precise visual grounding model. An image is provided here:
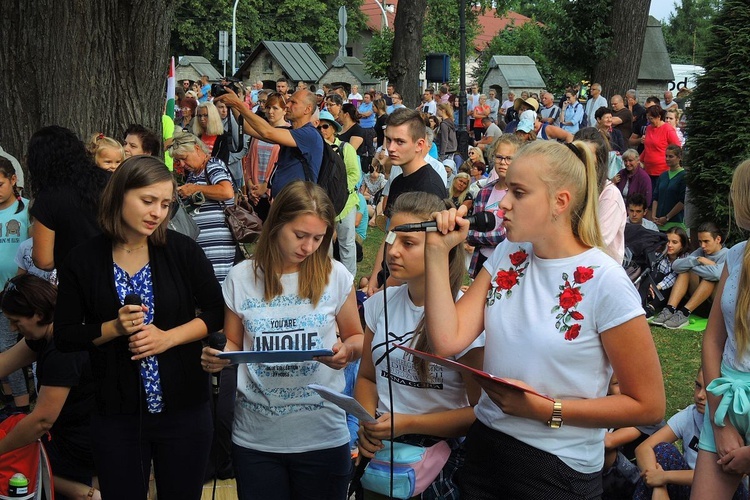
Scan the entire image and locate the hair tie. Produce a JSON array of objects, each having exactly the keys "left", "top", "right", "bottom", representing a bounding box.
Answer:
[
  {"left": 97, "top": 133, "right": 105, "bottom": 141},
  {"left": 566, "top": 142, "right": 584, "bottom": 162}
]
